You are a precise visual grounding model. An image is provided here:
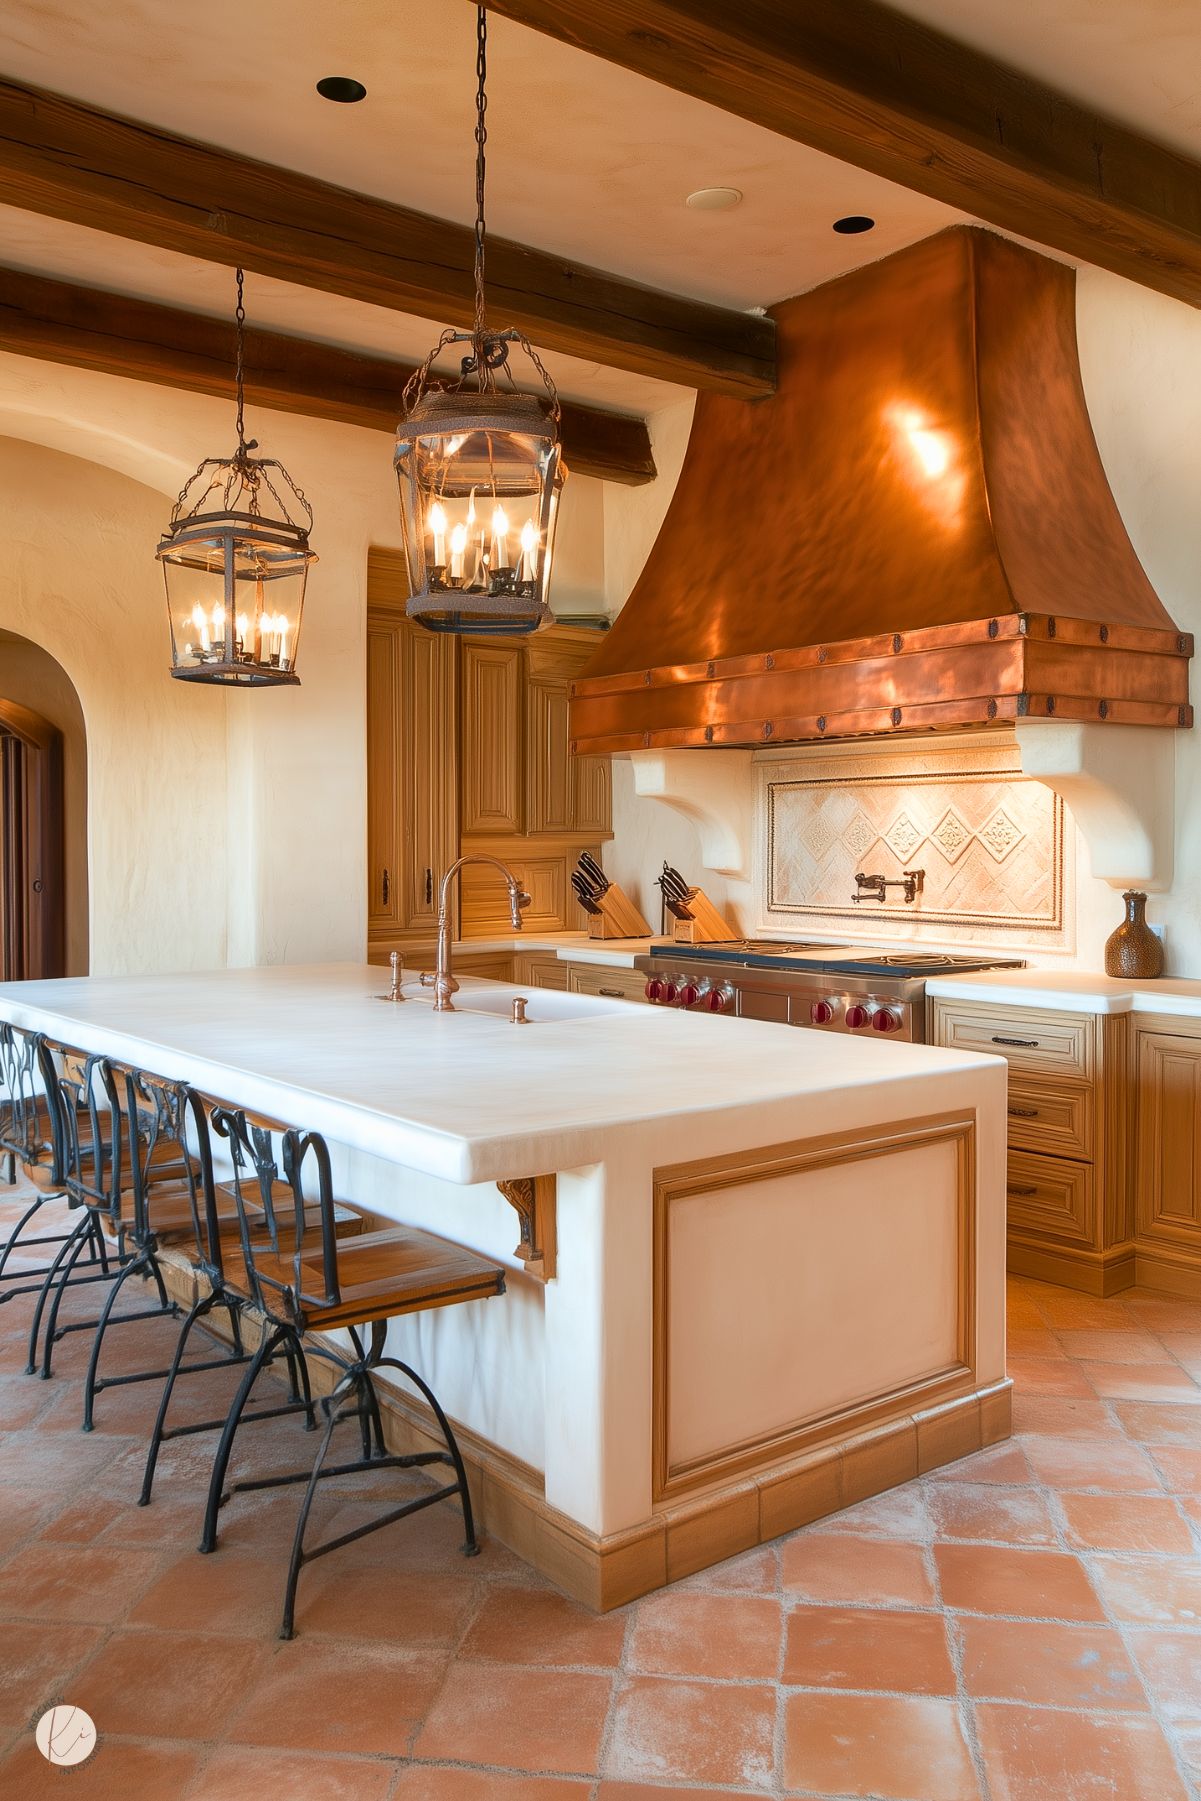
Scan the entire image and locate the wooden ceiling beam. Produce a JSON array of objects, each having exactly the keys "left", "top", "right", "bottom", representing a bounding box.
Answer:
[
  {"left": 485, "top": 0, "right": 1201, "bottom": 311},
  {"left": 0, "top": 266, "right": 658, "bottom": 486},
  {"left": 0, "top": 75, "right": 774, "bottom": 399}
]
